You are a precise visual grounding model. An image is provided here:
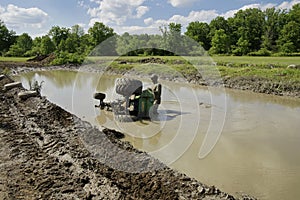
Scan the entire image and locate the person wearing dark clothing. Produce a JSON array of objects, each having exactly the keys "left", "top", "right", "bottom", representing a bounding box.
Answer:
[{"left": 150, "top": 74, "right": 161, "bottom": 114}]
